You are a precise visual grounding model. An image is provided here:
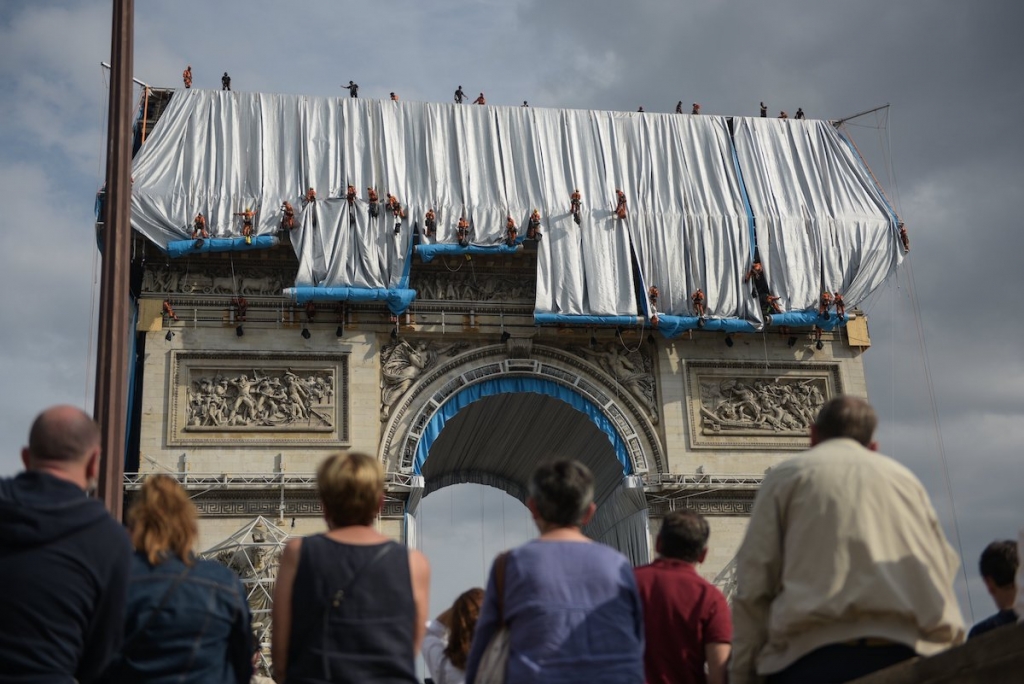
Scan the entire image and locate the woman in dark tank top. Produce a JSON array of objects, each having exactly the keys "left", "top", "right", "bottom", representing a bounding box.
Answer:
[{"left": 272, "top": 453, "right": 431, "bottom": 683}]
